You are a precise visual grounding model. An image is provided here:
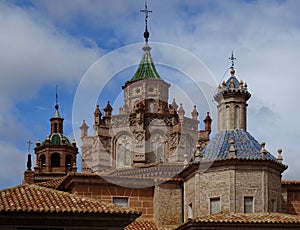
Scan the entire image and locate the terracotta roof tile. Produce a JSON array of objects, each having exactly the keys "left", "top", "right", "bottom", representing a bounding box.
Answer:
[
  {"left": 191, "top": 212, "right": 300, "bottom": 224},
  {"left": 125, "top": 219, "right": 158, "bottom": 230},
  {"left": 36, "top": 176, "right": 66, "bottom": 189},
  {"left": 0, "top": 184, "right": 140, "bottom": 215},
  {"left": 282, "top": 180, "right": 300, "bottom": 185}
]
